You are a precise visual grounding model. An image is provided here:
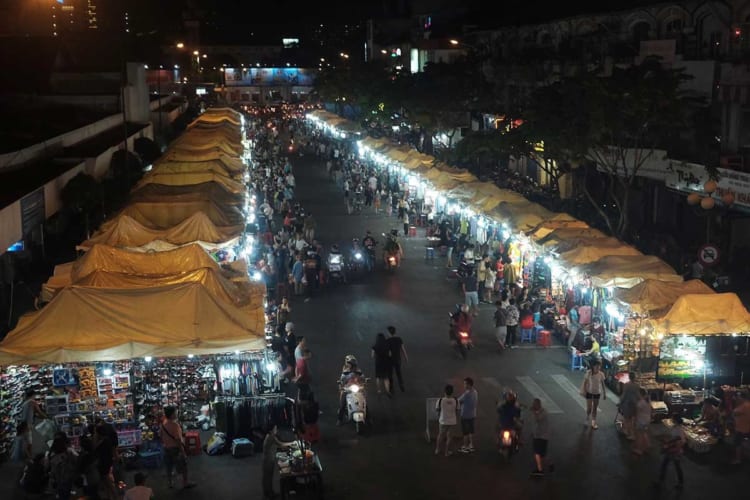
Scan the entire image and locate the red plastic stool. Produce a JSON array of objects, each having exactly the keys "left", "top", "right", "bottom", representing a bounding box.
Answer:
[
  {"left": 408, "top": 226, "right": 417, "bottom": 237},
  {"left": 537, "top": 330, "right": 551, "bottom": 348},
  {"left": 184, "top": 431, "right": 201, "bottom": 456}
]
